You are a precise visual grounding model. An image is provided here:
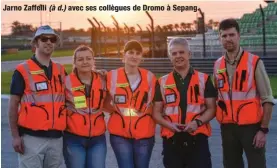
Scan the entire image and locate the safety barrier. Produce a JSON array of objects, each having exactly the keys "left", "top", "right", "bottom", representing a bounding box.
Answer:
[{"left": 95, "top": 57, "right": 277, "bottom": 75}]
